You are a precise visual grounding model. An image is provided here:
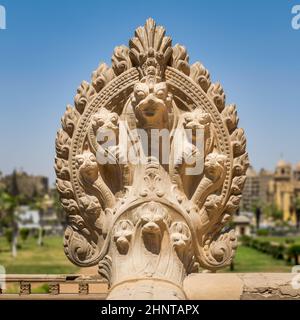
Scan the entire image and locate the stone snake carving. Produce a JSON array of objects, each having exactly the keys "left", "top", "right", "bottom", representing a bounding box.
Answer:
[{"left": 55, "top": 18, "right": 249, "bottom": 299}]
